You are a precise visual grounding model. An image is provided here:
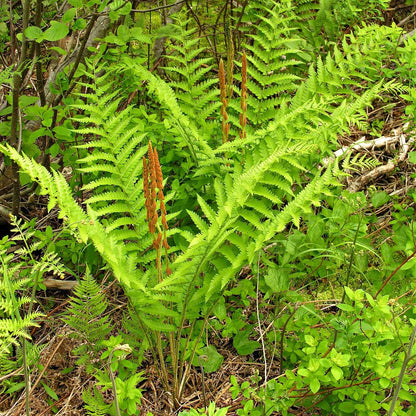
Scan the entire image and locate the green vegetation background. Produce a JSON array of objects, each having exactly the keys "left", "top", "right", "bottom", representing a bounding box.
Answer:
[{"left": 1, "top": 0, "right": 416, "bottom": 415}]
